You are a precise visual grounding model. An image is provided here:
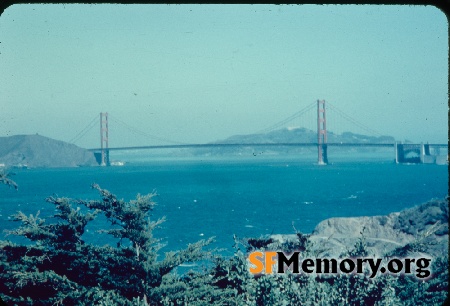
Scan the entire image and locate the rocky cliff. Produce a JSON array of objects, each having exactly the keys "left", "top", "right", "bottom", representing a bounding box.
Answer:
[
  {"left": 0, "top": 134, "right": 98, "bottom": 168},
  {"left": 267, "top": 198, "right": 448, "bottom": 258}
]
